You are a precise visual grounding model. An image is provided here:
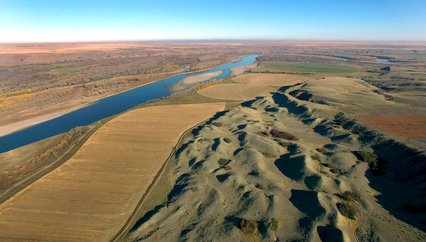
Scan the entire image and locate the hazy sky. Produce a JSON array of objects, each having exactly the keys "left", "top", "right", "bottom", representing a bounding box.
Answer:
[{"left": 1, "top": 0, "right": 425, "bottom": 43}]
